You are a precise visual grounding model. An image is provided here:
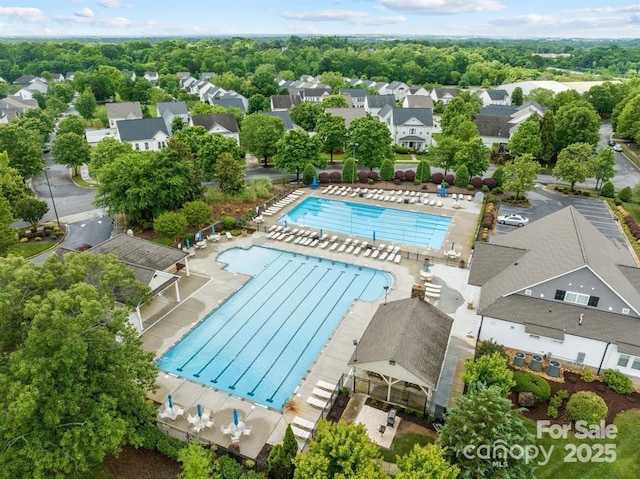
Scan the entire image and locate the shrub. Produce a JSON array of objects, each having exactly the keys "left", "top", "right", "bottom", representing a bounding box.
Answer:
[
  {"left": 34, "top": 236, "right": 42, "bottom": 241},
  {"left": 454, "top": 165, "right": 469, "bottom": 187},
  {"left": 549, "top": 395, "right": 563, "bottom": 408},
  {"left": 222, "top": 215, "right": 237, "bottom": 229},
  {"left": 394, "top": 145, "right": 410, "bottom": 154},
  {"left": 581, "top": 368, "right": 595, "bottom": 383},
  {"left": 566, "top": 392, "right": 608, "bottom": 426},
  {"left": 470, "top": 176, "right": 483, "bottom": 189},
  {"left": 404, "top": 170, "right": 415, "bottom": 182},
  {"left": 492, "top": 166, "right": 505, "bottom": 186},
  {"left": 182, "top": 200, "right": 212, "bottom": 227},
  {"left": 416, "top": 160, "right": 431, "bottom": 183},
  {"left": 380, "top": 159, "right": 395, "bottom": 181},
  {"left": 546, "top": 405, "right": 558, "bottom": 419},
  {"left": 358, "top": 171, "right": 369, "bottom": 183},
  {"left": 557, "top": 389, "right": 569, "bottom": 401},
  {"left": 467, "top": 184, "right": 475, "bottom": 190},
  {"left": 392, "top": 167, "right": 404, "bottom": 182},
  {"left": 394, "top": 179, "right": 402, "bottom": 185},
  {"left": 602, "top": 369, "right": 634, "bottom": 395},
  {"left": 513, "top": 371, "right": 552, "bottom": 402},
  {"left": 483, "top": 178, "right": 497, "bottom": 189},
  {"left": 367, "top": 171, "right": 379, "bottom": 181},
  {"left": 614, "top": 198, "right": 623, "bottom": 206},
  {"left": 19, "top": 237, "right": 29, "bottom": 243},
  {"left": 481, "top": 185, "right": 489, "bottom": 193},
  {"left": 444, "top": 174, "right": 454, "bottom": 185},
  {"left": 329, "top": 171, "right": 341, "bottom": 182},
  {"left": 487, "top": 194, "right": 497, "bottom": 204},
  {"left": 476, "top": 339, "right": 508, "bottom": 360},
  {"left": 618, "top": 186, "right": 633, "bottom": 203},
  {"left": 493, "top": 187, "right": 504, "bottom": 195},
  {"left": 601, "top": 181, "right": 615, "bottom": 198},
  {"left": 318, "top": 172, "right": 330, "bottom": 183},
  {"left": 342, "top": 158, "right": 357, "bottom": 183},
  {"left": 431, "top": 172, "right": 444, "bottom": 184},
  {"left": 302, "top": 162, "right": 318, "bottom": 185}
]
